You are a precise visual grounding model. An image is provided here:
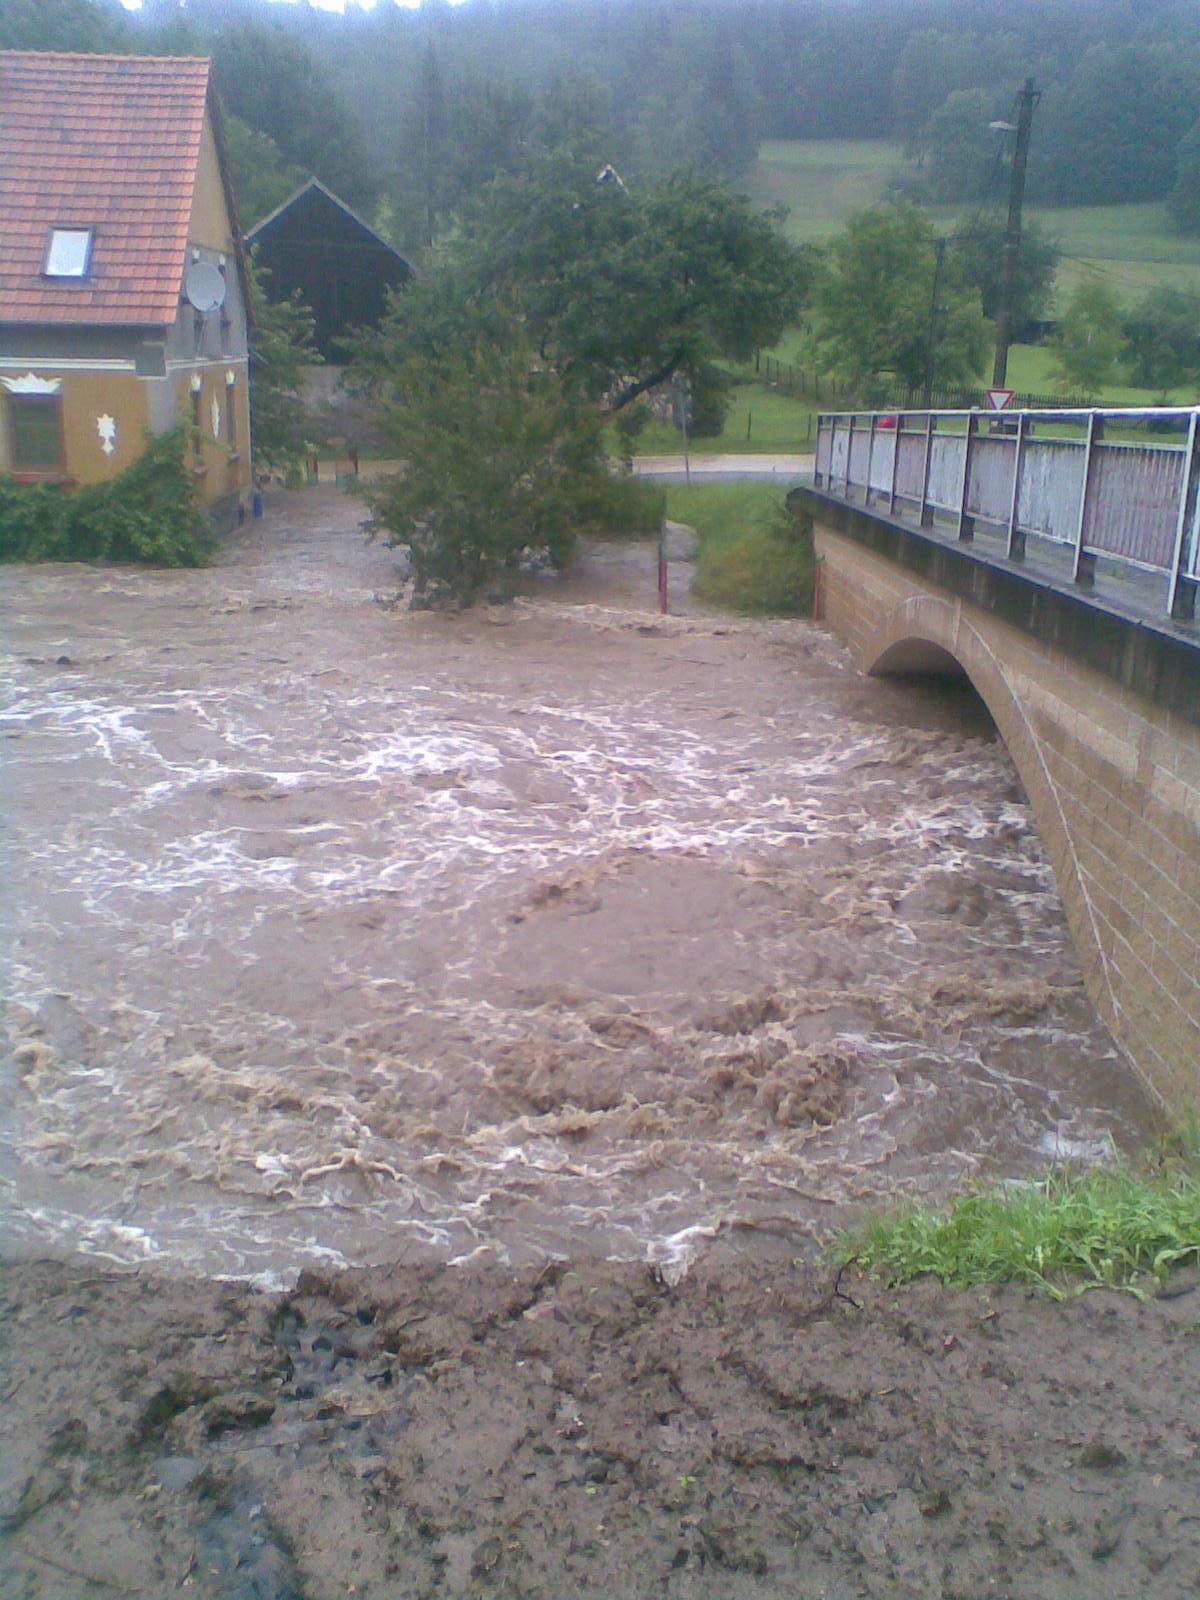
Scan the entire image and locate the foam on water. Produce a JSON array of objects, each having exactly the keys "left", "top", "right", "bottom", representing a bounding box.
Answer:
[{"left": 0, "top": 497, "right": 1160, "bottom": 1276}]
